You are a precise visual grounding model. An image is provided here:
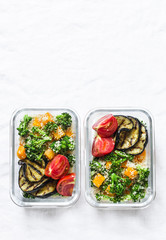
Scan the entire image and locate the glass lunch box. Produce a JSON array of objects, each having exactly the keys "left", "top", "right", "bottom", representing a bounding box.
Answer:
[
  {"left": 10, "top": 108, "right": 80, "bottom": 208},
  {"left": 84, "top": 108, "right": 156, "bottom": 209}
]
